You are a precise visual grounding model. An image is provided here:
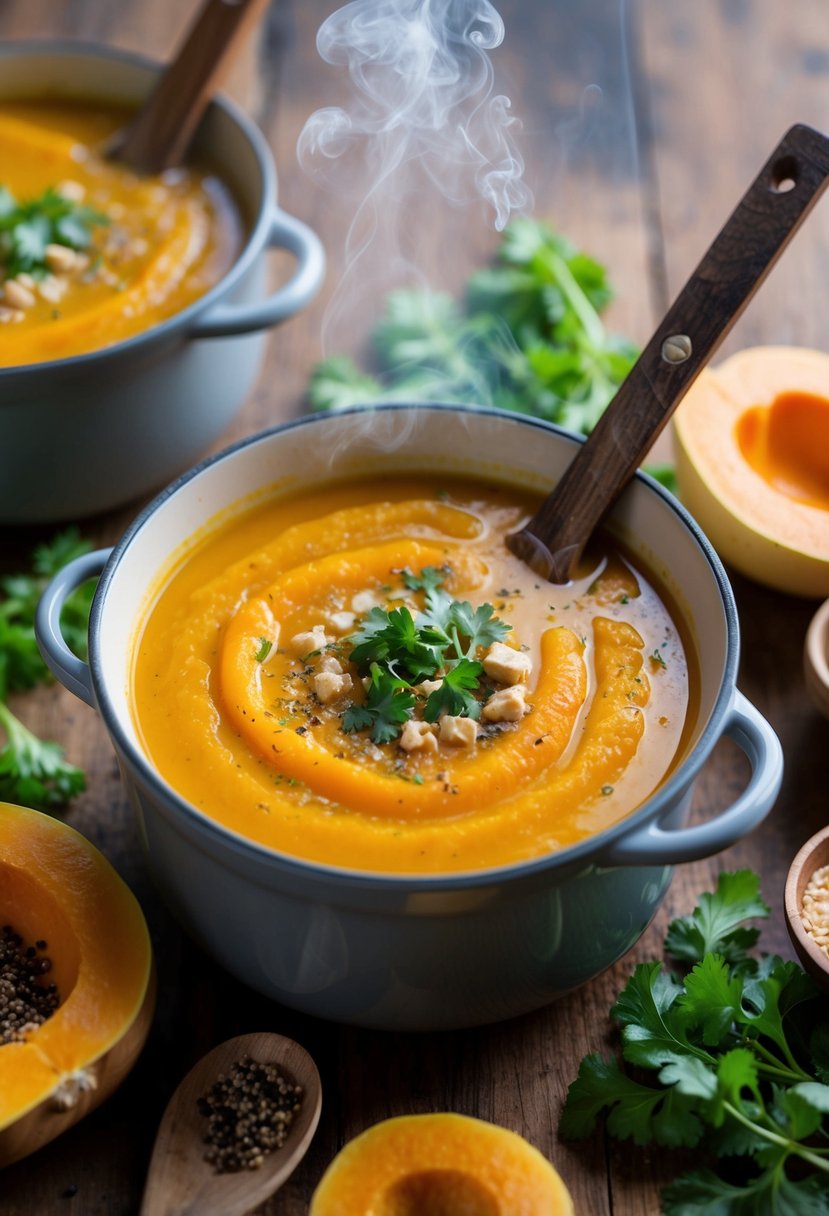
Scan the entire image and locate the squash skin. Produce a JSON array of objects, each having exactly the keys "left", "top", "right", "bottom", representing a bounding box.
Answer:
[
  {"left": 673, "top": 346, "right": 829, "bottom": 597},
  {"left": 308, "top": 1113, "right": 574, "bottom": 1216},
  {"left": 0, "top": 802, "right": 155, "bottom": 1167}
]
